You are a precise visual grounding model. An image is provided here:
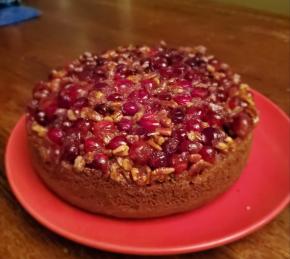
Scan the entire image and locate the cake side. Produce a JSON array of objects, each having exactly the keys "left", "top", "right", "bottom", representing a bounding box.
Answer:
[{"left": 29, "top": 129, "right": 251, "bottom": 218}]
